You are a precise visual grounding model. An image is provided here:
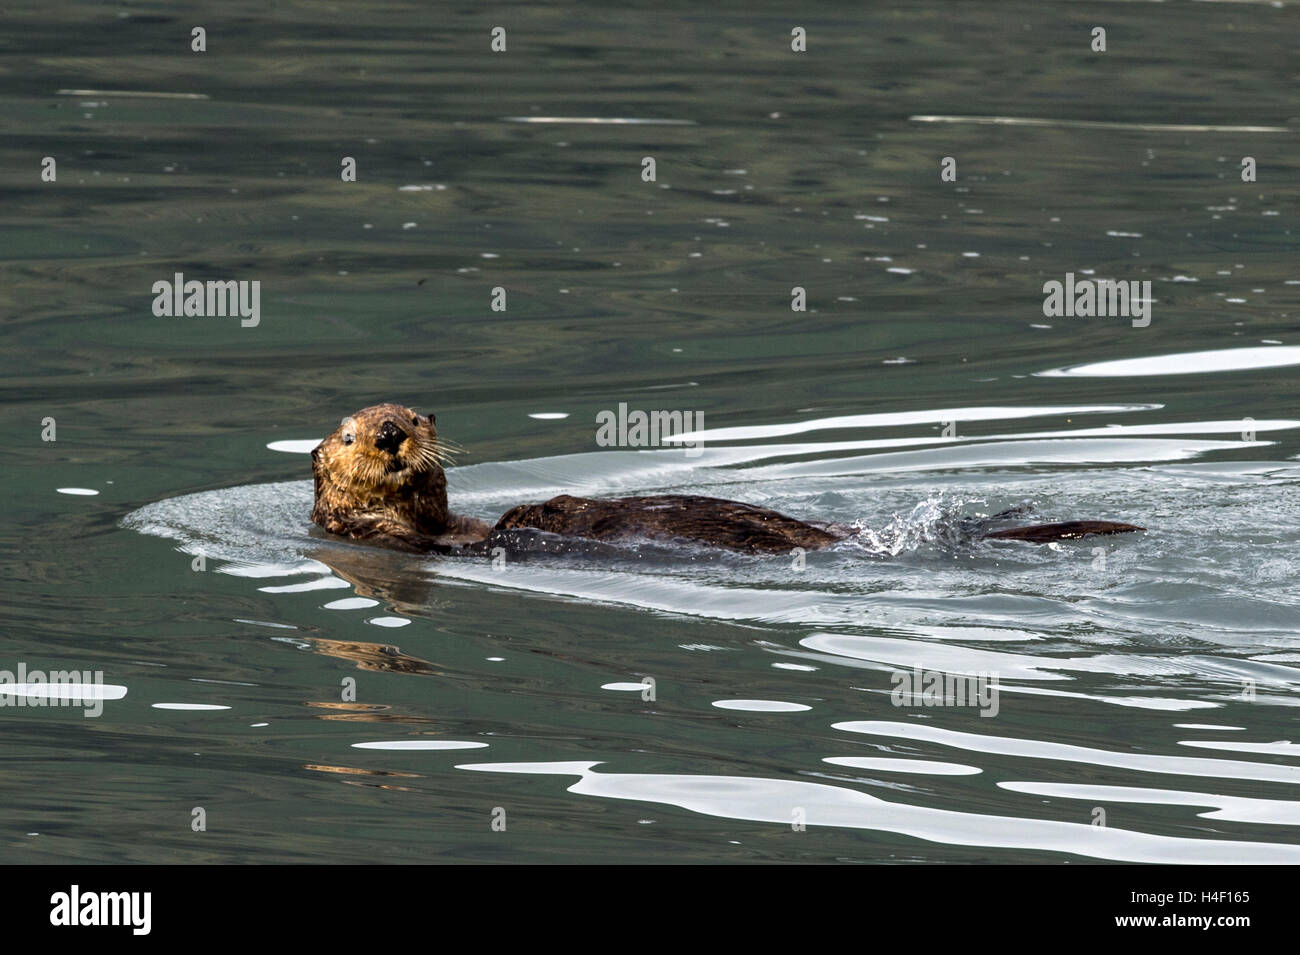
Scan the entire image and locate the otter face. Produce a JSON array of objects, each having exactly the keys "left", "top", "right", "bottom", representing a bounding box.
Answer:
[
  {"left": 311, "top": 403, "right": 459, "bottom": 543},
  {"left": 311, "top": 403, "right": 487, "bottom": 549},
  {"left": 313, "top": 402, "right": 449, "bottom": 493}
]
